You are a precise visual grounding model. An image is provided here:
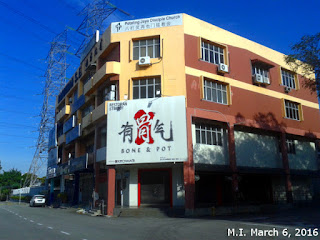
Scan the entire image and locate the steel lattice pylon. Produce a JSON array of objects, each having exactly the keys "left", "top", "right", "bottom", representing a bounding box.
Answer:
[{"left": 24, "top": 30, "right": 69, "bottom": 187}]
